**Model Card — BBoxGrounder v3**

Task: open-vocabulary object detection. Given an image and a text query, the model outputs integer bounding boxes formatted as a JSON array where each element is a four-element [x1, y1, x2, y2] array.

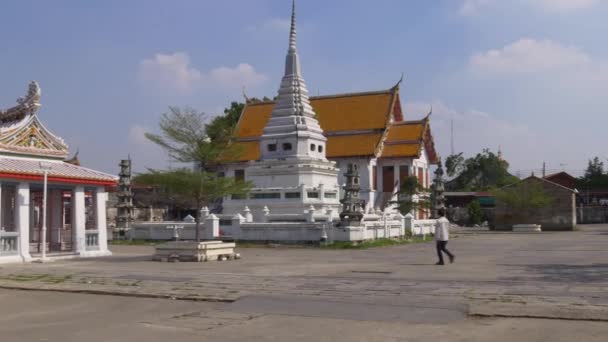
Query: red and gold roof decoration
[[0, 81, 69, 159], [0, 115, 69, 159], [230, 84, 439, 164]]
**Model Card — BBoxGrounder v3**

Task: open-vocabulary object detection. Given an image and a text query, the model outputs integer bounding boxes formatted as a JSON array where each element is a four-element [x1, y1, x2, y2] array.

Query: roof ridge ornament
[[0, 81, 42, 123]]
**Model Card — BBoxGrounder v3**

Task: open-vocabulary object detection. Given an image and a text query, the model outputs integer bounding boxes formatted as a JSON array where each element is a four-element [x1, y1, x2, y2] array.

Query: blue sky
[[1, 0, 607, 177]]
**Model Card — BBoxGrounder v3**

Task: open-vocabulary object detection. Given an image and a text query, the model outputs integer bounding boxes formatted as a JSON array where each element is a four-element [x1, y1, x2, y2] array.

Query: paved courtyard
[[1, 225, 607, 341]]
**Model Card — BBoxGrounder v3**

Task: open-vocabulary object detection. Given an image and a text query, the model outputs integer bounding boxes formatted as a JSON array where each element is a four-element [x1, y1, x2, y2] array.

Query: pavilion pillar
[[15, 183, 31, 261], [72, 186, 86, 255], [95, 187, 109, 253], [49, 189, 63, 248]]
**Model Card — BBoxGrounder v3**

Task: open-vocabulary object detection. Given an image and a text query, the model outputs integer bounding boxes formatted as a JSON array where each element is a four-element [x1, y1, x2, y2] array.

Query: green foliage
[[492, 180, 553, 224], [577, 156, 608, 189], [392, 176, 430, 215], [585, 157, 604, 178], [467, 200, 483, 225], [145, 107, 223, 170], [445, 153, 465, 178], [135, 169, 251, 242], [446, 149, 518, 191], [205, 102, 244, 145]]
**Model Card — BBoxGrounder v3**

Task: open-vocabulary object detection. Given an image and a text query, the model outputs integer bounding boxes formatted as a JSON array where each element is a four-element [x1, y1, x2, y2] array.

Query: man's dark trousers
[[436, 240, 454, 264]]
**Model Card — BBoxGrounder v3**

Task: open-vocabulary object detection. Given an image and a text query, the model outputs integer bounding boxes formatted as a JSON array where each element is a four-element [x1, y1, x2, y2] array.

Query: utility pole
[[450, 119, 454, 156], [542, 162, 546, 178]]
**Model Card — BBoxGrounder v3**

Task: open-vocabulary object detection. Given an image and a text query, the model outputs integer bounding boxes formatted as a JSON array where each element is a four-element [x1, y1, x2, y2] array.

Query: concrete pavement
[[0, 225, 607, 340]]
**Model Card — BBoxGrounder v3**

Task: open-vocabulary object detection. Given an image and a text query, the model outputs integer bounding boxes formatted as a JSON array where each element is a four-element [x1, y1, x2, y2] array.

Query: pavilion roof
[[0, 156, 118, 186]]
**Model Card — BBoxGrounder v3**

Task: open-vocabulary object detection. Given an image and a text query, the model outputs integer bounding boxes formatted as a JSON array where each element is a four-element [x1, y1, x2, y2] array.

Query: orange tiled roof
[[326, 133, 384, 158], [380, 117, 439, 162], [381, 143, 421, 158], [230, 87, 438, 163]]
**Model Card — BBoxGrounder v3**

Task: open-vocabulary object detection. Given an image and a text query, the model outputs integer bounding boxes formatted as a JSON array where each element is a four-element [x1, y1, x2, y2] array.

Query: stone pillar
[[243, 206, 253, 223], [95, 187, 110, 254], [318, 183, 325, 200], [16, 183, 31, 261], [231, 213, 245, 240], [49, 190, 62, 248], [300, 184, 307, 201], [72, 186, 86, 255], [404, 213, 414, 236], [204, 214, 219, 240]]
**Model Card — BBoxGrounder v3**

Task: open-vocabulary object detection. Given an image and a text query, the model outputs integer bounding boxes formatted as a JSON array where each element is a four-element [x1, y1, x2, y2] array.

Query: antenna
[[450, 119, 455, 156], [542, 161, 546, 178]]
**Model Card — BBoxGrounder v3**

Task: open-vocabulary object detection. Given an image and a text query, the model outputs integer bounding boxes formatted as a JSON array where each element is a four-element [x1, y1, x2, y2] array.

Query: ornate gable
[[0, 82, 69, 159]]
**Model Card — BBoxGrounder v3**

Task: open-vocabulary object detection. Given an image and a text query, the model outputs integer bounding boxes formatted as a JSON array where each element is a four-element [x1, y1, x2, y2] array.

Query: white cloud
[[470, 38, 590, 74], [210, 63, 268, 89], [138, 52, 267, 93], [138, 52, 202, 93], [460, 0, 599, 15]]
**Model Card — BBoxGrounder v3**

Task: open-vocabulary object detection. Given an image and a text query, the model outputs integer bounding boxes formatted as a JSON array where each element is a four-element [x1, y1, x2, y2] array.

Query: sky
[[1, 0, 607, 177]]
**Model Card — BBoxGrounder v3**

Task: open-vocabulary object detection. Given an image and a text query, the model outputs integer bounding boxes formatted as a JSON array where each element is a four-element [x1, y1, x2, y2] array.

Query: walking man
[[435, 208, 455, 265]]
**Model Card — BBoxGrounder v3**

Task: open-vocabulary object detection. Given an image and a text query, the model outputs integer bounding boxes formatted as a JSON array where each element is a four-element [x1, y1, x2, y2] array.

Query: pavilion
[[0, 81, 117, 263]]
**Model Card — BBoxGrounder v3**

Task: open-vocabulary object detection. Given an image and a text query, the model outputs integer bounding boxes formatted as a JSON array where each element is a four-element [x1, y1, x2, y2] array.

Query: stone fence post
[[244, 206, 253, 223], [204, 214, 219, 240], [307, 205, 316, 223], [394, 212, 405, 237], [231, 213, 245, 240], [262, 206, 270, 223], [404, 213, 414, 236]]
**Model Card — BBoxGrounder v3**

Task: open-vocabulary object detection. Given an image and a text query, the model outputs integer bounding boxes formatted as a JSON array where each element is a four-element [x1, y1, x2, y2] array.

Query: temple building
[[0, 81, 116, 263], [221, 0, 439, 219]]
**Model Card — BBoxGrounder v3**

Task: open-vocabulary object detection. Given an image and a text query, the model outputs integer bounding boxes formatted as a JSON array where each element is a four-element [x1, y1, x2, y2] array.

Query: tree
[[445, 153, 465, 178], [392, 176, 430, 216], [135, 169, 250, 242], [445, 149, 518, 191], [492, 180, 553, 225], [206, 102, 244, 145], [585, 157, 604, 178], [141, 106, 253, 241], [467, 200, 483, 225]]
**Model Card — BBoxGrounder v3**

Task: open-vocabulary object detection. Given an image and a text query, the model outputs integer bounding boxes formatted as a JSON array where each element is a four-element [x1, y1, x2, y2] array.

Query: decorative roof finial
[[289, 0, 297, 53]]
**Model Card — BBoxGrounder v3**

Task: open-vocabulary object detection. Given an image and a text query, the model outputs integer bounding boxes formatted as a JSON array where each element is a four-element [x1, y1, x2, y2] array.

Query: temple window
[[252, 193, 281, 199], [310, 144, 316, 151], [285, 192, 301, 199], [282, 143, 292, 151], [268, 144, 277, 152], [318, 145, 323, 153], [307, 192, 319, 198], [324, 192, 337, 199]]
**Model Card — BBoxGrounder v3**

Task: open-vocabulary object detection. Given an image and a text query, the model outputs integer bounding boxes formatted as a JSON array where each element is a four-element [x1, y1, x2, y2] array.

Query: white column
[[15, 183, 31, 261], [95, 187, 110, 254], [72, 186, 86, 255], [49, 190, 62, 248]]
